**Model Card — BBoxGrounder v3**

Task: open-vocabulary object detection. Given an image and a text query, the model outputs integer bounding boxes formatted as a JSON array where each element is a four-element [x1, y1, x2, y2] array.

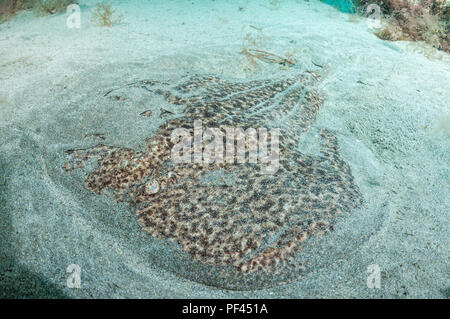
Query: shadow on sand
[[0, 155, 68, 299]]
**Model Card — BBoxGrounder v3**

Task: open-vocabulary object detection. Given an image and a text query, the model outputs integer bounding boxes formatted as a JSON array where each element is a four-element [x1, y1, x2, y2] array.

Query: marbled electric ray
[[63, 72, 364, 287]]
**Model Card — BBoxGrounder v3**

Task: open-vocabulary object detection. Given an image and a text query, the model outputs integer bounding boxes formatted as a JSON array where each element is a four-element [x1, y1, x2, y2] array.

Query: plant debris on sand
[[242, 48, 298, 68], [34, 0, 76, 16], [0, 0, 29, 22], [91, 2, 122, 27], [356, 0, 449, 52], [0, 0, 76, 23]]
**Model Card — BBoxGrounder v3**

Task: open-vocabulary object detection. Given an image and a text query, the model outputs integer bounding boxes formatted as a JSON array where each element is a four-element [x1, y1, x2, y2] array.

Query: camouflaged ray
[[63, 73, 363, 274]]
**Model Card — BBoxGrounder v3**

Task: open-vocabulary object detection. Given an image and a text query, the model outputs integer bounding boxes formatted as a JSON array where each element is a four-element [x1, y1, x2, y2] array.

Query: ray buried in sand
[[171, 119, 280, 174], [62, 73, 369, 285]]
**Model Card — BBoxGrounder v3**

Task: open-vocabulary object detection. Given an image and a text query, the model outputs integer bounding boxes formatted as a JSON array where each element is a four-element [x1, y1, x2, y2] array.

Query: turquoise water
[[322, 0, 356, 13]]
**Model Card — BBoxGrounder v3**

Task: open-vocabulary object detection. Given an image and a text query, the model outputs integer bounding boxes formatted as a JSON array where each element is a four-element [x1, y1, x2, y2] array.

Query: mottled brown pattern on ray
[[63, 73, 363, 274]]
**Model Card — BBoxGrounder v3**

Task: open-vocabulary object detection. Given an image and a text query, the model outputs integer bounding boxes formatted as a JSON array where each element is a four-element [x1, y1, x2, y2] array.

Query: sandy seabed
[[0, 0, 448, 298]]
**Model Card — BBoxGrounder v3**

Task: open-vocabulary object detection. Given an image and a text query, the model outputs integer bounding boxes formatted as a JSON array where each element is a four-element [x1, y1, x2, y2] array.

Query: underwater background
[[0, 0, 448, 298]]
